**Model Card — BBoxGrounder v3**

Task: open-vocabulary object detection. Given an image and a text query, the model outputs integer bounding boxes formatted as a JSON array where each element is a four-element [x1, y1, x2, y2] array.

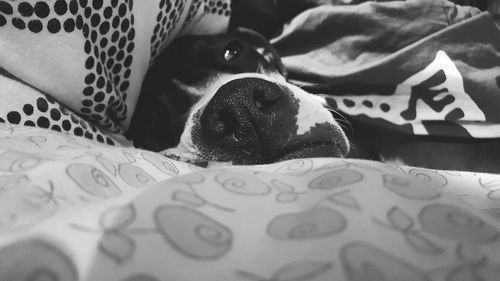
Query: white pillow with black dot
[[0, 0, 230, 144]]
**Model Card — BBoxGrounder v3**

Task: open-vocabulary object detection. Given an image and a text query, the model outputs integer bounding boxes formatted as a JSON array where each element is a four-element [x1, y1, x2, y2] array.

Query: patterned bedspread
[[1, 124, 500, 280]]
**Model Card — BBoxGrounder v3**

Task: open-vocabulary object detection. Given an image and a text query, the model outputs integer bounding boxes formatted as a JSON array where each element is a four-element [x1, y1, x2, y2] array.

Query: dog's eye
[[223, 41, 243, 61]]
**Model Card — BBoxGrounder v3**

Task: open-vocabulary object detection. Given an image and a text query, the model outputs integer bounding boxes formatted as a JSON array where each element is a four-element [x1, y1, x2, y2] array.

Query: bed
[[0, 0, 499, 280]]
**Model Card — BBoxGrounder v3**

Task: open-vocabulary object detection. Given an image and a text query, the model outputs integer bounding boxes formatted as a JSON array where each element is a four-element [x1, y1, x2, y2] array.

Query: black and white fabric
[[0, 0, 231, 145]]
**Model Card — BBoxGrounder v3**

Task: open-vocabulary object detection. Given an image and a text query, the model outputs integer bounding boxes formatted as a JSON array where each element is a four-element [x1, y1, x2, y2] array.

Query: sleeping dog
[[128, 28, 500, 172], [127, 28, 348, 165]]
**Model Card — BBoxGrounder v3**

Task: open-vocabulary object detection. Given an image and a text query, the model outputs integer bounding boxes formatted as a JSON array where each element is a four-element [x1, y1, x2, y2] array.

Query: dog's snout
[[193, 76, 347, 164], [200, 78, 289, 150]]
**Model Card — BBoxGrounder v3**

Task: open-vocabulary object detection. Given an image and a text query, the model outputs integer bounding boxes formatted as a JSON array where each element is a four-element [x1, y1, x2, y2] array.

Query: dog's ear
[[234, 27, 287, 77]]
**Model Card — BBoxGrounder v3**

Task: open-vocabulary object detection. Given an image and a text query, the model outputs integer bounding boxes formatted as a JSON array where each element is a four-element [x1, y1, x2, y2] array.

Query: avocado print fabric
[[0, 123, 499, 280]]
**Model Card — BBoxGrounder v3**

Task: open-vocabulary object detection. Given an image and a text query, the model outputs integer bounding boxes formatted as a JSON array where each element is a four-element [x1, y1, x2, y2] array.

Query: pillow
[[0, 0, 230, 142]]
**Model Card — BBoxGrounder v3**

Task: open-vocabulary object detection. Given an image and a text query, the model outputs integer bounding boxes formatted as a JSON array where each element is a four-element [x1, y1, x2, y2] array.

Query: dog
[[127, 28, 349, 166], [128, 28, 500, 172]]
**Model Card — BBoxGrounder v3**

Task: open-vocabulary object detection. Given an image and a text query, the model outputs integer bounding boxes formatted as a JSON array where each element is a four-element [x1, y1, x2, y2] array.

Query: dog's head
[[128, 28, 348, 165]]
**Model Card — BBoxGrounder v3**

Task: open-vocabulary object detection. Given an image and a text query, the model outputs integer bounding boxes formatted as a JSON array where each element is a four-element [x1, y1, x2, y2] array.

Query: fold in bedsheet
[[272, 0, 500, 138], [0, 124, 499, 281]]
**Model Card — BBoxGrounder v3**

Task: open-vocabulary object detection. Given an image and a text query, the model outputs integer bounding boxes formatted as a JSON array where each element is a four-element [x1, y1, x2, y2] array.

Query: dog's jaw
[[161, 73, 349, 165], [160, 114, 202, 164]]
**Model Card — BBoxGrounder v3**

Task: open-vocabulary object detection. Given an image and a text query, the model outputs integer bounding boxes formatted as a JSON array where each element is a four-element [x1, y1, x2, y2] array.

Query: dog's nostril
[[253, 88, 281, 111], [254, 89, 266, 110]]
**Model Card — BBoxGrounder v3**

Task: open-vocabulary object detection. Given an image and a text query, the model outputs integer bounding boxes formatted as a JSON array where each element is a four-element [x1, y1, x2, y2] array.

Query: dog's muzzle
[[192, 77, 348, 164]]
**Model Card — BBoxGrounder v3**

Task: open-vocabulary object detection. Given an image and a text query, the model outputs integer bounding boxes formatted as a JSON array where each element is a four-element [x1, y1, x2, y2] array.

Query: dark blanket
[[242, 0, 500, 139]]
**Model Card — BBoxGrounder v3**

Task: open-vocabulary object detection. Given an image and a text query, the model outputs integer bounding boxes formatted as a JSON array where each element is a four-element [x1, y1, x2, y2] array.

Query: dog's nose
[[200, 78, 290, 155]]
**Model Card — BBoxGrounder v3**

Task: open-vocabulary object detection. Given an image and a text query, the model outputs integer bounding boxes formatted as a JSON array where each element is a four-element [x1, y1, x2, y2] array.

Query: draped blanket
[[272, 0, 500, 138]]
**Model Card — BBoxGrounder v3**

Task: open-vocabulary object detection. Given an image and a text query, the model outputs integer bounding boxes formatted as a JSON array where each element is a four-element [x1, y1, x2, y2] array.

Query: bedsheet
[[1, 124, 500, 281]]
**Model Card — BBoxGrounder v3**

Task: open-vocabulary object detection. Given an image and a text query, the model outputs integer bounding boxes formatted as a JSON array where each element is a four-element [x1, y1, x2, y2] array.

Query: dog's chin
[[163, 143, 344, 166], [273, 142, 343, 163], [162, 126, 348, 166], [202, 142, 344, 165]]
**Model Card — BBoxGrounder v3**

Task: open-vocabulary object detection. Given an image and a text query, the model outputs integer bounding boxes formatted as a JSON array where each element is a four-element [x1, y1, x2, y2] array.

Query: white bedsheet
[[0, 124, 499, 281]]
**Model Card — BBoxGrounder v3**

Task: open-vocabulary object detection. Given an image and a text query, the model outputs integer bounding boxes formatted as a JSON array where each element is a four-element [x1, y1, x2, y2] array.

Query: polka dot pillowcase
[[0, 0, 230, 144]]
